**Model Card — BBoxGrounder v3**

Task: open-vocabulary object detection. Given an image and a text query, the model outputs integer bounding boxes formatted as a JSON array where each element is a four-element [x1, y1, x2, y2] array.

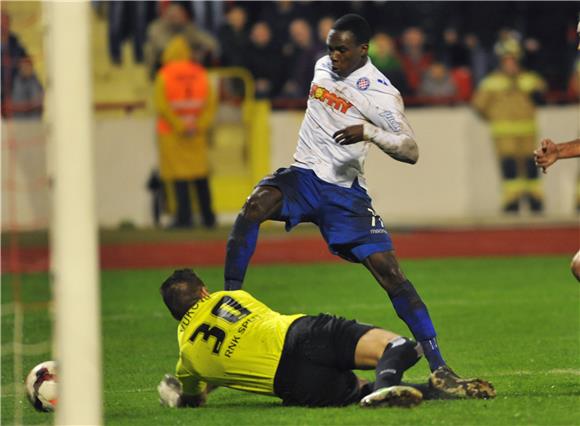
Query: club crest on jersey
[[356, 77, 370, 91], [309, 83, 353, 113]]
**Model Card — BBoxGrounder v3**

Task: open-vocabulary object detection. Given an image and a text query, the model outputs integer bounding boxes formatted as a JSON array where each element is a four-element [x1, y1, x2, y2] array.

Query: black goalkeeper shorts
[[273, 313, 376, 407]]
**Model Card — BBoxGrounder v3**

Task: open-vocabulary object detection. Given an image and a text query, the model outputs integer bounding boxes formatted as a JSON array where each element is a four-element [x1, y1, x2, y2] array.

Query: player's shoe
[[429, 366, 496, 399], [359, 385, 423, 408]]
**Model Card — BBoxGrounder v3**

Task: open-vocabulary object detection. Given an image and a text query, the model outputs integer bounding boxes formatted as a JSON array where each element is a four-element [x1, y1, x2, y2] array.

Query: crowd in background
[[134, 0, 578, 104], [134, 1, 576, 103], [1, 1, 578, 116]]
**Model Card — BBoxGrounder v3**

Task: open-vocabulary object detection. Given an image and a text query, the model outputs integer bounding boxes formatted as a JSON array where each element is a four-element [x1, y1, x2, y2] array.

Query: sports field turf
[[2, 256, 579, 425]]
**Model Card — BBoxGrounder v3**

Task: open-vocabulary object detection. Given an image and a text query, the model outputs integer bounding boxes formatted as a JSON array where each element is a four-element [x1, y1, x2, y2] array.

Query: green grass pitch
[[2, 256, 579, 425]]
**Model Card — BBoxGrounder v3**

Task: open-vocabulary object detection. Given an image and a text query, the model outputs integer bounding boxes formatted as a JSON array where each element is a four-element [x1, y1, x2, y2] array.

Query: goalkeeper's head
[[160, 269, 210, 320]]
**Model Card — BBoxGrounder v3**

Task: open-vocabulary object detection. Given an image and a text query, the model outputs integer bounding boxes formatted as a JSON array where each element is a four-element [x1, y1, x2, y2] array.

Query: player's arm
[[333, 116, 418, 164], [158, 374, 219, 408], [533, 138, 580, 173], [157, 374, 205, 408], [362, 113, 419, 164], [333, 91, 418, 164], [158, 358, 218, 408]]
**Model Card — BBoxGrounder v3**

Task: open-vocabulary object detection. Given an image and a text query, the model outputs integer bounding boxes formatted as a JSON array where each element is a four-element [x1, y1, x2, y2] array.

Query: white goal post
[[43, 1, 103, 424]]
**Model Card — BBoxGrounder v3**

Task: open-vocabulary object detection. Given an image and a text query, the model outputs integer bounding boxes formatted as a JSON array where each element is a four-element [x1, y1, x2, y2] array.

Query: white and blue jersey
[[292, 55, 413, 189], [259, 56, 413, 262]]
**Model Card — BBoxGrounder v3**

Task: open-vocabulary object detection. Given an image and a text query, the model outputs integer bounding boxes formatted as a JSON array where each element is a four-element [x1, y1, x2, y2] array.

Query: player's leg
[[363, 252, 496, 399], [317, 181, 446, 371], [224, 185, 283, 290], [225, 167, 322, 290], [355, 328, 423, 408], [362, 251, 446, 372], [275, 314, 423, 407]]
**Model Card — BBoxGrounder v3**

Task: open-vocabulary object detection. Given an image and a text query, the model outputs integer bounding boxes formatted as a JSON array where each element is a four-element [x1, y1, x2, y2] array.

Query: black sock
[[374, 337, 421, 391]]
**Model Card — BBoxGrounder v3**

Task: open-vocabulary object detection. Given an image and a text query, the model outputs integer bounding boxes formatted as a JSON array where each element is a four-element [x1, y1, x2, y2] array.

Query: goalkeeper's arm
[[158, 374, 217, 408]]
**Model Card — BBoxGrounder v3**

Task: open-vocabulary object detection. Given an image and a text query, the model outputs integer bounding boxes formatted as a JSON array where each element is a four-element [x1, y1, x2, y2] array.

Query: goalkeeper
[[157, 269, 495, 408]]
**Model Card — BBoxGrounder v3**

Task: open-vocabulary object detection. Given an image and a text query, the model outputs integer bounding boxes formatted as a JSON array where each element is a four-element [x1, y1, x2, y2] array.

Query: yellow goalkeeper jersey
[[175, 290, 304, 396]]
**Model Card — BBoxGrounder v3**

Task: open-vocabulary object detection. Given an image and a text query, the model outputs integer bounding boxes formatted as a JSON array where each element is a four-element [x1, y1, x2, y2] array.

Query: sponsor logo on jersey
[[377, 78, 390, 87], [379, 111, 401, 133], [309, 83, 353, 113], [356, 77, 370, 90]]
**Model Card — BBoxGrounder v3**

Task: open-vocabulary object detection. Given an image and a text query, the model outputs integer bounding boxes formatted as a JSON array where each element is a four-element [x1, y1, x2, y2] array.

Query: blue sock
[[421, 337, 445, 372], [389, 280, 446, 371], [224, 215, 260, 290]]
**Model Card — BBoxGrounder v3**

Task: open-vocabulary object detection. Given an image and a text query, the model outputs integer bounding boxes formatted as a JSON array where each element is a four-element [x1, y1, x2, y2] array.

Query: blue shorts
[[258, 166, 392, 262]]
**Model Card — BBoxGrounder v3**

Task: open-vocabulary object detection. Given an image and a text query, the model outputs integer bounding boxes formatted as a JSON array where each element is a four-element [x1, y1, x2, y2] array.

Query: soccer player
[[223, 13, 492, 394], [534, 137, 580, 281], [157, 269, 496, 409]]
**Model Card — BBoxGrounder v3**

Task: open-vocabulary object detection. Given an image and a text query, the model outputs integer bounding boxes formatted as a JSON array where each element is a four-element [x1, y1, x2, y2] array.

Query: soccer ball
[[25, 360, 58, 412]]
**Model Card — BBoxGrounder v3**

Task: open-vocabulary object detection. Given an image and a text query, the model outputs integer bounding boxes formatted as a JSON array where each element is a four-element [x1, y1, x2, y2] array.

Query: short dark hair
[[332, 14, 371, 45], [160, 269, 205, 320]]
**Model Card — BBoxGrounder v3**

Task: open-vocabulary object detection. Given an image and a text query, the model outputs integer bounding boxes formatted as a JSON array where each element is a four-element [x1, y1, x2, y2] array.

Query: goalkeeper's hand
[[157, 374, 183, 408]]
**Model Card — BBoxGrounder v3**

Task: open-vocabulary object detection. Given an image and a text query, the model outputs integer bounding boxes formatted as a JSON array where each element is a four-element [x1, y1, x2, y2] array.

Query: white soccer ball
[[25, 360, 58, 412]]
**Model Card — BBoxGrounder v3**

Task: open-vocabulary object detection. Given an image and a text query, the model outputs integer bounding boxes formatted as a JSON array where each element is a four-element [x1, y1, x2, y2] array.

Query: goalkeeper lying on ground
[[158, 269, 495, 408]]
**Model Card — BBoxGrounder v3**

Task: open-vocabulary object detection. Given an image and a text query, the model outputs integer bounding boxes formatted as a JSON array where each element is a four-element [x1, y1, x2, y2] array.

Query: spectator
[[144, 3, 219, 80], [314, 16, 335, 59], [259, 0, 305, 49], [418, 62, 457, 99], [368, 32, 409, 95], [464, 33, 492, 86], [217, 6, 249, 67], [399, 27, 433, 95], [192, 1, 225, 34], [472, 50, 547, 214], [1, 11, 28, 117], [154, 36, 217, 229], [522, 37, 543, 74], [492, 28, 521, 68], [11, 57, 43, 118], [107, 1, 156, 65], [281, 19, 319, 98], [437, 29, 472, 102], [438, 27, 469, 69], [244, 22, 282, 98]]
